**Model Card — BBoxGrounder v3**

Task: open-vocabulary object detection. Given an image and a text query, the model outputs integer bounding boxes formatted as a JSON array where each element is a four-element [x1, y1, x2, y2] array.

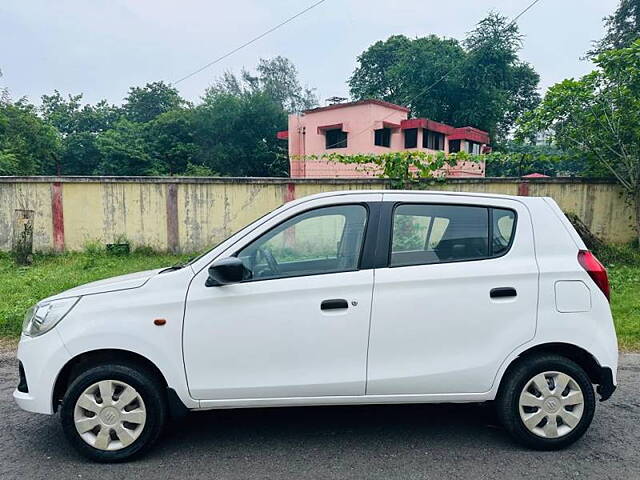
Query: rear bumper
[[597, 366, 616, 401]]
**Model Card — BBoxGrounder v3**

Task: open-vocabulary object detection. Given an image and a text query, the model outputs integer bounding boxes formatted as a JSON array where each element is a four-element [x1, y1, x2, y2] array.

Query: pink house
[[277, 99, 490, 178]]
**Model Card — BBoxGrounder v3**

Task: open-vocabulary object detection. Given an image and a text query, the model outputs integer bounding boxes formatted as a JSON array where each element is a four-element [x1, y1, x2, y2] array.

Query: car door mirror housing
[[206, 257, 250, 286]]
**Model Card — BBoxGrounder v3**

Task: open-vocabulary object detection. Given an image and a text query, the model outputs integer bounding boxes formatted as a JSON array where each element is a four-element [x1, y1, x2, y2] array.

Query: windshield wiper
[[159, 263, 187, 273]]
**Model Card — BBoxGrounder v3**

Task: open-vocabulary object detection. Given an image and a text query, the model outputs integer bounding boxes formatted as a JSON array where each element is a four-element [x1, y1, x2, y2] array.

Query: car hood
[[41, 268, 162, 303]]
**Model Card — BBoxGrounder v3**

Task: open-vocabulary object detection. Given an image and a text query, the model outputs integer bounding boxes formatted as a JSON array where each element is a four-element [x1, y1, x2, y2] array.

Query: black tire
[[60, 362, 167, 462], [496, 354, 595, 450]]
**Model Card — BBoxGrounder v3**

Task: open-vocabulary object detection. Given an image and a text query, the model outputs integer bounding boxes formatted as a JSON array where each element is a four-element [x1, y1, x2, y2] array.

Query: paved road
[[1, 343, 639, 480]]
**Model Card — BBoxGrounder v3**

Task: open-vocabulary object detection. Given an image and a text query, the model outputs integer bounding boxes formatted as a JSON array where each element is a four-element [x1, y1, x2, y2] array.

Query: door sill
[[196, 392, 493, 410]]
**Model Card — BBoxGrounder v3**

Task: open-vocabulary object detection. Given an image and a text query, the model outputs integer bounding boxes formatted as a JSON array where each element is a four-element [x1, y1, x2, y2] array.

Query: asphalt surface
[[1, 342, 639, 480]]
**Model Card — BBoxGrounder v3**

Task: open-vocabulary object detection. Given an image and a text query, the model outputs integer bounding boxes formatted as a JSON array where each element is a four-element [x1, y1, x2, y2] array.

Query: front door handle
[[321, 299, 349, 310], [490, 287, 517, 298]]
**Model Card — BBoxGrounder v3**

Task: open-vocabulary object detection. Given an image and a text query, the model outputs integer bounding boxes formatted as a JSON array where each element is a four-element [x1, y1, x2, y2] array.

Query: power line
[[173, 0, 328, 85], [347, 0, 543, 142]]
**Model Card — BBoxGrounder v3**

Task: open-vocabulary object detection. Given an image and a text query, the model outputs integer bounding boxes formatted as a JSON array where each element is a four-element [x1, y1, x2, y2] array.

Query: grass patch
[[609, 265, 640, 351], [0, 250, 189, 337]]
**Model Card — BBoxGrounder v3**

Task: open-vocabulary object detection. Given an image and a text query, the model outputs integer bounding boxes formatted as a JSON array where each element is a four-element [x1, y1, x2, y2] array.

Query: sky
[[0, 0, 619, 107]]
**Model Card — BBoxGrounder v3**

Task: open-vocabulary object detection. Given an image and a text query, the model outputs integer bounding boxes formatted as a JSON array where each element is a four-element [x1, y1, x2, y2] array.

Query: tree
[[462, 13, 540, 140], [349, 35, 415, 102], [145, 109, 197, 175], [589, 0, 640, 57], [519, 40, 640, 245], [194, 87, 287, 176], [213, 56, 318, 113], [40, 91, 119, 174], [122, 81, 186, 123], [348, 13, 540, 142], [0, 98, 60, 175], [94, 119, 157, 176], [252, 56, 318, 112]]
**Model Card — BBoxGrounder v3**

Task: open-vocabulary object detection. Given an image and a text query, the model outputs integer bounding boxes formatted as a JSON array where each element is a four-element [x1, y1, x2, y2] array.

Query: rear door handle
[[321, 299, 349, 310], [490, 287, 517, 298]]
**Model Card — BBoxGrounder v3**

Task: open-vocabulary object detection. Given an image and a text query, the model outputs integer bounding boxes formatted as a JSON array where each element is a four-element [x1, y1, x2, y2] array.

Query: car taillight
[[577, 250, 610, 302]]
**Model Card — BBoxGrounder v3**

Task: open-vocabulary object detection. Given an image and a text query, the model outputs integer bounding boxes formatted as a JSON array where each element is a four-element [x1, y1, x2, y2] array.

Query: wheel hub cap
[[73, 380, 147, 451], [543, 397, 561, 413], [99, 407, 119, 426], [518, 371, 585, 439]]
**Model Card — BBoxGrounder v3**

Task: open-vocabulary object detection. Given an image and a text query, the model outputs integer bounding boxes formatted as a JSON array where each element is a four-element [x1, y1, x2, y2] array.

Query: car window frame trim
[[381, 201, 519, 269], [229, 201, 380, 284]]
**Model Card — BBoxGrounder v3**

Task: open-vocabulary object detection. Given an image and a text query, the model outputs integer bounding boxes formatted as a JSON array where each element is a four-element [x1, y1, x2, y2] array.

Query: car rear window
[[390, 204, 516, 267]]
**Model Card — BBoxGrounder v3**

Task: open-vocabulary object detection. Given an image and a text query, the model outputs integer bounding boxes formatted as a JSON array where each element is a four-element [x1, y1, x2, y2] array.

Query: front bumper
[[13, 331, 71, 415]]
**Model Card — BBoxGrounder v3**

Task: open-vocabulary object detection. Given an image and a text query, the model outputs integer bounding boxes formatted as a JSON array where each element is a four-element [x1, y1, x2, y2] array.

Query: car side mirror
[[205, 257, 250, 287]]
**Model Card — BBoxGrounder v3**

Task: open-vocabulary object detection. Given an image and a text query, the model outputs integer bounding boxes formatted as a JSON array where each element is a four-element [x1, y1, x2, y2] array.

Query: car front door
[[183, 195, 381, 401], [366, 194, 538, 395]]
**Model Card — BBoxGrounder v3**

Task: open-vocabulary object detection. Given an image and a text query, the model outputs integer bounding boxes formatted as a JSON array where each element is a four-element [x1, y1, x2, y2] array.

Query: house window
[[374, 128, 391, 147], [467, 141, 482, 155], [449, 139, 461, 153], [325, 129, 347, 149], [404, 128, 418, 148], [423, 130, 445, 150]]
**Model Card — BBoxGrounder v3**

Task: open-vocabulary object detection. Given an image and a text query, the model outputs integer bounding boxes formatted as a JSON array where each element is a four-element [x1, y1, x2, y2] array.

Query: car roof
[[292, 189, 547, 205]]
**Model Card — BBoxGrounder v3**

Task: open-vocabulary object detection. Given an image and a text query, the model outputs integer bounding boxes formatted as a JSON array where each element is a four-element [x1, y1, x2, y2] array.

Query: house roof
[[448, 127, 490, 144], [522, 173, 550, 178], [304, 99, 410, 115], [400, 118, 456, 135]]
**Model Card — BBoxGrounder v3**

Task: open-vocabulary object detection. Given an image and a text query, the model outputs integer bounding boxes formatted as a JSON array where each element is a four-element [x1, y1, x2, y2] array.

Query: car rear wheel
[[497, 354, 595, 450], [60, 363, 166, 462]]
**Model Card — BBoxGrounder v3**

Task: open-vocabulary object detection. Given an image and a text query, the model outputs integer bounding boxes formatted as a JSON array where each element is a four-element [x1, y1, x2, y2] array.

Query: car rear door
[[366, 193, 538, 395]]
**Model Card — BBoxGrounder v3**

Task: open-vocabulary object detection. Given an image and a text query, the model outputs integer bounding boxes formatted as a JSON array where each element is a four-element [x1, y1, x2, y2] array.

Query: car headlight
[[22, 297, 80, 337]]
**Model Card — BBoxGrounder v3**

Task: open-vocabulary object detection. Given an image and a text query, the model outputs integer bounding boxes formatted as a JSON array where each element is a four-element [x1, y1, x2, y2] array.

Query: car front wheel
[[60, 362, 167, 462], [497, 354, 596, 450]]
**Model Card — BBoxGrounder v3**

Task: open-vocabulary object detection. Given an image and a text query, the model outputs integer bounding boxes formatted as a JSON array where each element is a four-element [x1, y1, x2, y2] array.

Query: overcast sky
[[0, 0, 619, 107]]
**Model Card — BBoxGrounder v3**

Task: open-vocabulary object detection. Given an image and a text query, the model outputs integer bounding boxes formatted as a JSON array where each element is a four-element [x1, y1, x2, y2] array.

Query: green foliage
[[608, 265, 640, 350], [0, 99, 60, 175], [146, 109, 197, 175], [594, 242, 640, 267], [0, 56, 308, 177], [183, 163, 218, 177], [348, 13, 540, 141], [313, 150, 473, 188], [519, 40, 640, 244], [589, 0, 640, 57], [95, 119, 157, 175], [249, 56, 318, 113], [122, 81, 186, 123], [194, 88, 287, 176], [485, 141, 602, 177]]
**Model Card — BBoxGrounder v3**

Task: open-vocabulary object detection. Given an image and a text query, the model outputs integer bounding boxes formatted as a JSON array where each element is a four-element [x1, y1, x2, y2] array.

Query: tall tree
[[0, 98, 60, 175], [348, 35, 415, 102], [252, 56, 318, 112], [213, 57, 318, 113], [194, 86, 287, 176], [145, 109, 197, 175], [94, 119, 157, 176], [40, 91, 119, 174], [589, 0, 640, 57], [348, 13, 540, 142], [519, 40, 640, 245], [462, 13, 540, 140], [122, 81, 186, 123]]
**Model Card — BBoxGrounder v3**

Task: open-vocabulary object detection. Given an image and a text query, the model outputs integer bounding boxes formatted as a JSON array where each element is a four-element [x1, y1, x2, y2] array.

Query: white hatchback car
[[15, 190, 617, 462]]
